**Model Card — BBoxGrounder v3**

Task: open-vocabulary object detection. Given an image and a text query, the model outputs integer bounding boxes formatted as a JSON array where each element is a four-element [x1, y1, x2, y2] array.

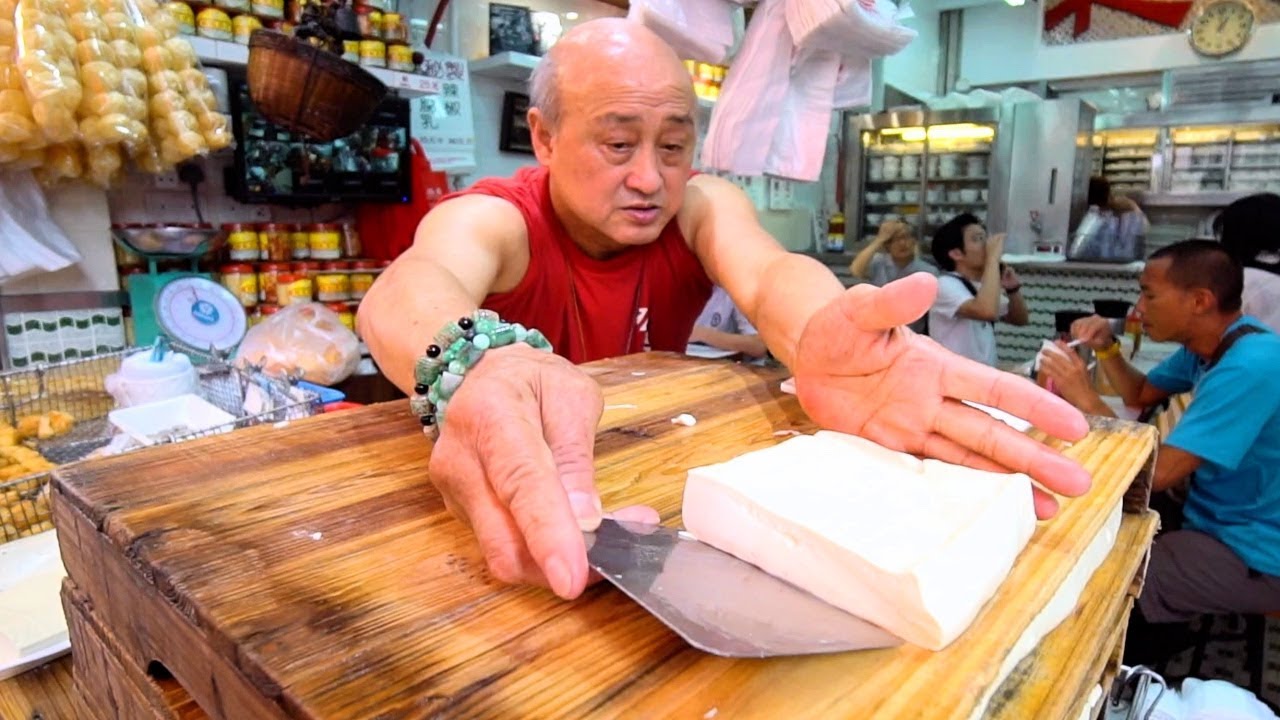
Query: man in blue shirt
[[1062, 240, 1280, 665]]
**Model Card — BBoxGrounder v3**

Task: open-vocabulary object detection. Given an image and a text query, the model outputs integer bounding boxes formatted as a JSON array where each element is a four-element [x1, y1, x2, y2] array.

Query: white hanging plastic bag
[[0, 169, 82, 285]]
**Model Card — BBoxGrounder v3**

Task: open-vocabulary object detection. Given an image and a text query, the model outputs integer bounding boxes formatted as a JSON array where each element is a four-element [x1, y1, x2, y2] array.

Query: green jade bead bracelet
[[410, 309, 553, 437]]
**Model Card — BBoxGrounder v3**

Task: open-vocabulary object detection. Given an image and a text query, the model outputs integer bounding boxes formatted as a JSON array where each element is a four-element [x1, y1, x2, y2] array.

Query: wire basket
[[0, 344, 320, 545]]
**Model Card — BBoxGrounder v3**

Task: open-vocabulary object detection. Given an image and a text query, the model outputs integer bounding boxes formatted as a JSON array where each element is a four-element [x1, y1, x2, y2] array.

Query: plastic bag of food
[[14, 0, 83, 145], [235, 303, 360, 387], [64, 0, 149, 153], [127, 0, 230, 164], [0, 0, 41, 152]]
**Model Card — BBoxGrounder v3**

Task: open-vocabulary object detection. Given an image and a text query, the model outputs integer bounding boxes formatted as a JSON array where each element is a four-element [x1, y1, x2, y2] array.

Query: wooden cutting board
[[51, 352, 1157, 719]]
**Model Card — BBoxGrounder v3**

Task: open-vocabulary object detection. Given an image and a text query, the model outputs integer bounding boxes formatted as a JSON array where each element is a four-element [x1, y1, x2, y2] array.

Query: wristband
[[409, 309, 552, 437], [1094, 340, 1122, 361]]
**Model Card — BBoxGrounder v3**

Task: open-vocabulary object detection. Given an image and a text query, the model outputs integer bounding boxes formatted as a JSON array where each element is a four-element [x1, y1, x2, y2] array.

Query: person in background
[[1067, 176, 1149, 261], [689, 286, 767, 359], [358, 19, 1092, 602], [927, 213, 1028, 366], [1039, 240, 1280, 665], [1214, 192, 1280, 333], [849, 219, 935, 333]]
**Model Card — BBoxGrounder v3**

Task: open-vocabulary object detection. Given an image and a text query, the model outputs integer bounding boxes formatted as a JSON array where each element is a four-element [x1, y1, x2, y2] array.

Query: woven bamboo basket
[[247, 30, 387, 142]]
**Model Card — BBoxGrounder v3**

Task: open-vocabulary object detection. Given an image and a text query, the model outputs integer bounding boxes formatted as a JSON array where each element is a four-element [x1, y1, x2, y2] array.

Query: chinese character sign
[[411, 51, 477, 172]]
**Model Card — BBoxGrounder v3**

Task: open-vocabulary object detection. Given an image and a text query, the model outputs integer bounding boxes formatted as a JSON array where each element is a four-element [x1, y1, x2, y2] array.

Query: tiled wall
[[4, 309, 126, 368]]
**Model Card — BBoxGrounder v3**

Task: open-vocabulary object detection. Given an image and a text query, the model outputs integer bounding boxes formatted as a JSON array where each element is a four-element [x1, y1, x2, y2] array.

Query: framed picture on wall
[[489, 3, 538, 56], [499, 92, 534, 154]]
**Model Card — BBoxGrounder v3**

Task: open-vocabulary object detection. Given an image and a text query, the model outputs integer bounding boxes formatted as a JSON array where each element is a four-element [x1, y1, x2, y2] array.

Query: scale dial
[[153, 276, 247, 352]]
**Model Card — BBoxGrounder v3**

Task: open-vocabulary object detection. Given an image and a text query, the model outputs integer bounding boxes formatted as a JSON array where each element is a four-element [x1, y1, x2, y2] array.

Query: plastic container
[[103, 350, 198, 409], [342, 40, 360, 63], [224, 223, 259, 261], [356, 5, 383, 38], [214, 0, 251, 10], [197, 6, 233, 40], [308, 223, 342, 259], [252, 0, 285, 19], [258, 262, 289, 302], [233, 13, 263, 44], [349, 260, 380, 299], [359, 39, 386, 68], [387, 43, 413, 72], [259, 223, 291, 262], [340, 223, 362, 258], [382, 12, 407, 43], [220, 263, 259, 308], [289, 224, 310, 259], [316, 270, 351, 302], [108, 394, 238, 447], [326, 302, 355, 331], [275, 273, 313, 306], [168, 1, 196, 34]]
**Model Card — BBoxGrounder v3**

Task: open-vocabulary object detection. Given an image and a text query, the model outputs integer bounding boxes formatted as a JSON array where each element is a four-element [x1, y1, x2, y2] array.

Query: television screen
[[229, 81, 411, 204]]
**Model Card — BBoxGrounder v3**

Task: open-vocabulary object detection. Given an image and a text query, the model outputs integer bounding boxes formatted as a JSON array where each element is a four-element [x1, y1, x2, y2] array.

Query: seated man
[[358, 19, 1091, 601], [689, 286, 767, 359], [1039, 240, 1280, 664], [927, 213, 1028, 366]]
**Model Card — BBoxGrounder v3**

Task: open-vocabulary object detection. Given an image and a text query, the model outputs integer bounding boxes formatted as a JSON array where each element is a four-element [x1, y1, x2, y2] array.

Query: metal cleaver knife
[[584, 519, 903, 658]]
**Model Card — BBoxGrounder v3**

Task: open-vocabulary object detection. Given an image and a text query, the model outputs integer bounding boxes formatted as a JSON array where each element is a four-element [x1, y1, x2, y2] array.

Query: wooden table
[[3, 353, 1158, 719]]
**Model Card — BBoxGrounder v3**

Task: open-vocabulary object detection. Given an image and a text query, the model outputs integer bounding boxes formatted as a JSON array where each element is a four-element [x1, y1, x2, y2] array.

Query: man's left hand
[[791, 274, 1092, 519], [1000, 264, 1021, 291]]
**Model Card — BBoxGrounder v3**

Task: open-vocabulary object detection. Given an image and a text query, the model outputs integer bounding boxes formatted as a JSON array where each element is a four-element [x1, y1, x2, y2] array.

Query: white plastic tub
[[108, 394, 237, 446]]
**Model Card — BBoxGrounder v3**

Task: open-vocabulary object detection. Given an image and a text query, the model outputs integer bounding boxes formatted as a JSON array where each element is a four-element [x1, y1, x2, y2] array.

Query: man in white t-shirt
[[689, 286, 767, 359], [927, 213, 1028, 366]]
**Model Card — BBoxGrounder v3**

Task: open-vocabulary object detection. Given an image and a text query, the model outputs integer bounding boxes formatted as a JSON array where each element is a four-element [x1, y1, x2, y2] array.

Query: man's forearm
[[749, 254, 845, 368], [848, 243, 880, 281], [1005, 289, 1029, 325], [693, 326, 767, 358], [1099, 354, 1149, 407], [357, 256, 481, 393]]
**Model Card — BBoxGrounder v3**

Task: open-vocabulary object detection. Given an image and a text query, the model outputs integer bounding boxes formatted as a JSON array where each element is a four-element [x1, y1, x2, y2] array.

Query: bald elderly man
[[358, 18, 1092, 601]]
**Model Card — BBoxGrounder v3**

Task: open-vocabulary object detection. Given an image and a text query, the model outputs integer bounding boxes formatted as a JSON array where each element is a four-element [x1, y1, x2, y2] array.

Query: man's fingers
[[918, 433, 1063, 520], [605, 504, 661, 526], [481, 411, 589, 600], [540, 372, 605, 531], [932, 399, 1092, 498], [1032, 488, 1061, 519], [941, 358, 1089, 442], [432, 442, 545, 586], [837, 273, 938, 332]]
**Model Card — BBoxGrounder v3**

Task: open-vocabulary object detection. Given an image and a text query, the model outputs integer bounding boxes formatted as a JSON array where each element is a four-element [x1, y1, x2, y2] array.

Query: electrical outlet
[[767, 177, 794, 211], [153, 170, 180, 190], [144, 193, 195, 219]]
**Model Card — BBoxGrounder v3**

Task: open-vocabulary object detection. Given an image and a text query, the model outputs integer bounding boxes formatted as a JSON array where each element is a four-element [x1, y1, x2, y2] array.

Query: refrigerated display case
[[846, 108, 999, 247], [844, 100, 1096, 256], [1095, 104, 1280, 206], [1094, 128, 1160, 192]]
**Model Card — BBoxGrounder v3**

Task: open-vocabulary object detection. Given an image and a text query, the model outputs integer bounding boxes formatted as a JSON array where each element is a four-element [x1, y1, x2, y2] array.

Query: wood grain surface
[[49, 353, 1158, 719]]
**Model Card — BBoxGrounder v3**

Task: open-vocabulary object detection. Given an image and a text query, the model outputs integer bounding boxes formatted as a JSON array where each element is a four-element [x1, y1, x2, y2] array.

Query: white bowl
[[866, 213, 884, 226], [960, 189, 979, 202], [885, 189, 904, 203], [904, 190, 919, 202]]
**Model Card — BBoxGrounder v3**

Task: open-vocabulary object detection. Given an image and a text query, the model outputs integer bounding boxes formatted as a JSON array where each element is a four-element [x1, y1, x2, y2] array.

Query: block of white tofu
[[681, 431, 1037, 650]]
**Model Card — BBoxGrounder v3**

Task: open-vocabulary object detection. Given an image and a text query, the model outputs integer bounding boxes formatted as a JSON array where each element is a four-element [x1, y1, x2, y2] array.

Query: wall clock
[[1188, 0, 1256, 58]]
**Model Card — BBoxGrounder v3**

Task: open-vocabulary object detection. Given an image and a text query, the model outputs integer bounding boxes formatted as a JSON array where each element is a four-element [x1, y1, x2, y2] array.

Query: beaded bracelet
[[409, 309, 553, 437]]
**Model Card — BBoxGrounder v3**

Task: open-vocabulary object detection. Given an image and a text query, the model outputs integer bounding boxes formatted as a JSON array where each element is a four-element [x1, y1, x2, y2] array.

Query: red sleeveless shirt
[[440, 166, 713, 364]]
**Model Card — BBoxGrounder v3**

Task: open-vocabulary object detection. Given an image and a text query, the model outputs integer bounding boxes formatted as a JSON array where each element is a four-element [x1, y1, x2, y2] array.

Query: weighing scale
[[114, 229, 248, 354]]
